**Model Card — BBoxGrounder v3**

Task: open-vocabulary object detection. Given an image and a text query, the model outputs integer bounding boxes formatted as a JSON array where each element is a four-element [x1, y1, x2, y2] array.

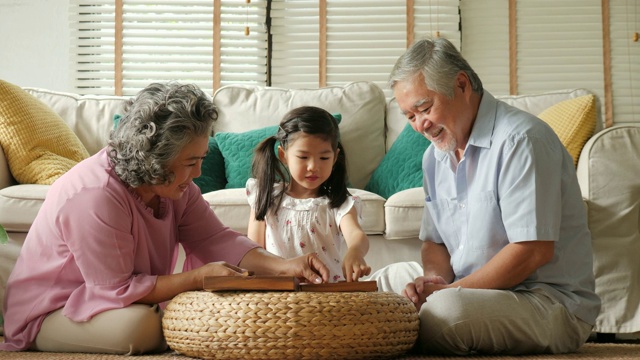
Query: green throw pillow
[[193, 136, 227, 193], [113, 113, 121, 129], [365, 123, 431, 199], [215, 126, 279, 189]]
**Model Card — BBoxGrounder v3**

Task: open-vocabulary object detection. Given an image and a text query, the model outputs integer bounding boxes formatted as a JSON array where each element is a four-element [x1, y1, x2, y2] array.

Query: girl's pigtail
[[322, 141, 350, 208], [251, 136, 285, 220]]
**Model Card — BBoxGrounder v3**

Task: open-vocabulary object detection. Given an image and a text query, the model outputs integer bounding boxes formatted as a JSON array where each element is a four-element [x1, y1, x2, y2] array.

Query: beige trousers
[[369, 261, 593, 355], [32, 304, 167, 355]]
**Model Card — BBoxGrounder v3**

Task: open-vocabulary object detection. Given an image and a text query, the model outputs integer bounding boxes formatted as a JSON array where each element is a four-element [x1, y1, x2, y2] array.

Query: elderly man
[[381, 37, 600, 355]]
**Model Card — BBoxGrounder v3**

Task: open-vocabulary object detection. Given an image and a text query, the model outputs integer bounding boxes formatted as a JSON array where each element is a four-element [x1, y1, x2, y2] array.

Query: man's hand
[[401, 275, 448, 310]]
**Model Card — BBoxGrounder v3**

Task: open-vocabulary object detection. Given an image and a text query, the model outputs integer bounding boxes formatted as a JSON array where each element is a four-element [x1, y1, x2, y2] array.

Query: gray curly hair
[[108, 82, 217, 187], [388, 37, 483, 98]]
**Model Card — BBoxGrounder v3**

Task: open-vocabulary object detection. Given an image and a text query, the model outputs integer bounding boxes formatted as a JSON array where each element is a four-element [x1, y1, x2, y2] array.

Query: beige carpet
[[1, 342, 639, 360]]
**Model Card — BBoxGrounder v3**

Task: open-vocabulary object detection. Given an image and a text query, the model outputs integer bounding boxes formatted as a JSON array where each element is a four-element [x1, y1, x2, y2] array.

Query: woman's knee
[[34, 304, 166, 355], [112, 304, 166, 354]]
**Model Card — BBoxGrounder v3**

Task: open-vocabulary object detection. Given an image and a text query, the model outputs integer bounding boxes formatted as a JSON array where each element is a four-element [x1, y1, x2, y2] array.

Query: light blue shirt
[[419, 91, 600, 325]]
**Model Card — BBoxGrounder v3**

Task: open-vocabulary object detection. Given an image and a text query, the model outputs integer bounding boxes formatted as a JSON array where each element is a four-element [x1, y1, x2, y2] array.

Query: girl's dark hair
[[251, 106, 349, 220]]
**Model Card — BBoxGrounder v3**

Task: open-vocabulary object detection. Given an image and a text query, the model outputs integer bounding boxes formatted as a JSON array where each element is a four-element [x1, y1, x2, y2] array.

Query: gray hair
[[388, 37, 483, 98], [108, 82, 217, 187]]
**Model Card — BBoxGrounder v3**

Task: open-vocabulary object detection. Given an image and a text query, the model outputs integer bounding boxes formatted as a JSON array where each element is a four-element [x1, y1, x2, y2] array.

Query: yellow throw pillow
[[537, 95, 596, 167], [0, 80, 89, 184]]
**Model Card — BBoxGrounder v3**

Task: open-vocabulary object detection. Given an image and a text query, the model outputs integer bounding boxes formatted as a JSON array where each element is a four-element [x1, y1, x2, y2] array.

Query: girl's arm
[[339, 206, 371, 281], [247, 208, 266, 248]]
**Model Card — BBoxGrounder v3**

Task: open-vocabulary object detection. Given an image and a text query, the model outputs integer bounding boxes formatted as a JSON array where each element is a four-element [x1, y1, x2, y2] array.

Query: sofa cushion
[[537, 95, 596, 166], [22, 88, 125, 156], [384, 187, 425, 240], [194, 137, 227, 193], [0, 184, 48, 232], [211, 82, 386, 189], [365, 123, 431, 199], [0, 80, 90, 185], [215, 126, 278, 189]]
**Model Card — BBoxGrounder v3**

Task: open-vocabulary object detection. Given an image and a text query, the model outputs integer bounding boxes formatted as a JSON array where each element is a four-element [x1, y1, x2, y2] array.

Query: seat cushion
[[0, 80, 89, 184], [0, 184, 49, 232], [383, 187, 425, 240]]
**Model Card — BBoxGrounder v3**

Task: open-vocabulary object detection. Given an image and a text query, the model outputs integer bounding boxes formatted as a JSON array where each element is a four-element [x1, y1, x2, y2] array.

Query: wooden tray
[[203, 275, 377, 292]]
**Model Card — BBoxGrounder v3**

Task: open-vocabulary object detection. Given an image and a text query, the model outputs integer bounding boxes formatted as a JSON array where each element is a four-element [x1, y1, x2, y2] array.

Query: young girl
[[246, 106, 371, 282]]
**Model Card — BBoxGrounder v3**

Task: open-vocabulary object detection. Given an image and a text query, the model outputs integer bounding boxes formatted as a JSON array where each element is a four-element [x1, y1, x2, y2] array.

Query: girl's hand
[[342, 250, 371, 282]]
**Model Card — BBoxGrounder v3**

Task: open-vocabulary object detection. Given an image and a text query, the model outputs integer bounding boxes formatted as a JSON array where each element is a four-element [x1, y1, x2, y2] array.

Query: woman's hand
[[342, 250, 371, 282], [283, 253, 331, 284], [194, 261, 250, 279], [137, 261, 248, 305], [238, 247, 330, 284]]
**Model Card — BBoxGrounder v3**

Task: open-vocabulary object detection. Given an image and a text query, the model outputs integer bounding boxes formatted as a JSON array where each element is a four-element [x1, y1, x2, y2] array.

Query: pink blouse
[[0, 148, 258, 351]]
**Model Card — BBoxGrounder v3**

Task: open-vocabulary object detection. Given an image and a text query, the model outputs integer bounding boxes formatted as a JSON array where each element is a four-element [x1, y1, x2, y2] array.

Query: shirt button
[[459, 203, 466, 209]]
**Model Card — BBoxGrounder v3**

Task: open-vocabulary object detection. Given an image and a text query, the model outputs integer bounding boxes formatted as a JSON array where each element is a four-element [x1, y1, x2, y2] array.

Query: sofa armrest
[[575, 124, 640, 334], [384, 187, 424, 240]]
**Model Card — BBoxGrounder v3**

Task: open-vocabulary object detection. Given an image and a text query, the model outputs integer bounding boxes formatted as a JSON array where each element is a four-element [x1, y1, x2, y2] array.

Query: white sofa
[[1, 81, 638, 338]]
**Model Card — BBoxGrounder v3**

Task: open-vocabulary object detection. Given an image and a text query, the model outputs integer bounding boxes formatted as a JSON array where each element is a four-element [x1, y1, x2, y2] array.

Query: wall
[[0, 0, 70, 91]]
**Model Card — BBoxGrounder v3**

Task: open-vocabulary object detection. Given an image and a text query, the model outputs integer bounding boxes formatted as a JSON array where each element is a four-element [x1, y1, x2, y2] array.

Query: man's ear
[[456, 72, 469, 93], [277, 145, 287, 164]]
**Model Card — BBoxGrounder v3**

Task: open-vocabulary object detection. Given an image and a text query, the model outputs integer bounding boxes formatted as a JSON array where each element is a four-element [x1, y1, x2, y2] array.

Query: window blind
[[270, 0, 461, 98], [269, 0, 320, 89], [460, 0, 510, 96], [460, 0, 607, 126], [610, 1, 640, 124], [516, 1, 604, 100], [69, 0, 267, 96]]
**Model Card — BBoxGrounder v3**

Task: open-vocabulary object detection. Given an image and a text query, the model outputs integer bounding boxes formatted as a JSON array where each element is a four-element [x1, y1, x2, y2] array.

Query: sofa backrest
[[23, 87, 126, 156], [211, 81, 387, 189], [21, 84, 599, 191]]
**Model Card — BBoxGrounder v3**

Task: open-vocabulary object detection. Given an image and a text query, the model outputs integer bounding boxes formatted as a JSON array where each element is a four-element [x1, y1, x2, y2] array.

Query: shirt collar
[[468, 90, 496, 150], [433, 90, 497, 162]]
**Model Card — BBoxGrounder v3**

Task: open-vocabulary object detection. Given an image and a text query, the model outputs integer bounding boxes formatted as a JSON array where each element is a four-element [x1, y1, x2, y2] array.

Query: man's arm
[[404, 239, 553, 308], [451, 240, 554, 290], [421, 240, 454, 283]]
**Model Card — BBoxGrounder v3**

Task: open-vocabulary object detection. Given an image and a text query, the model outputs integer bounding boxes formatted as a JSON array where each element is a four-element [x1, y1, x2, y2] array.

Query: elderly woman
[[0, 82, 329, 354]]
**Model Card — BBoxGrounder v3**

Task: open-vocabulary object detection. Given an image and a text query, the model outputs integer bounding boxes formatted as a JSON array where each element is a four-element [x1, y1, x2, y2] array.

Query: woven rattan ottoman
[[162, 290, 419, 360]]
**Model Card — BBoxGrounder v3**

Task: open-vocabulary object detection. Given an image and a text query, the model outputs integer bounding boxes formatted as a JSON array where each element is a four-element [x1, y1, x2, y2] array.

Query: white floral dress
[[246, 178, 362, 282]]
